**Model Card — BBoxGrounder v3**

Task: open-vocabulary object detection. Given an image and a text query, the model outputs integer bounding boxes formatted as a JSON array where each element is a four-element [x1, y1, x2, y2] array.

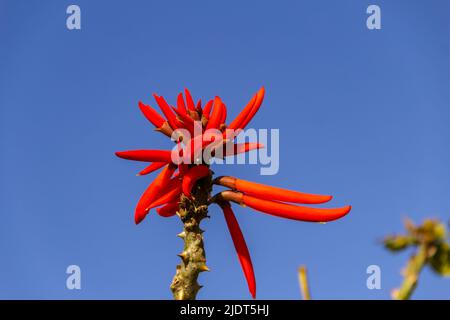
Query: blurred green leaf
[[384, 235, 413, 251], [430, 243, 450, 277]]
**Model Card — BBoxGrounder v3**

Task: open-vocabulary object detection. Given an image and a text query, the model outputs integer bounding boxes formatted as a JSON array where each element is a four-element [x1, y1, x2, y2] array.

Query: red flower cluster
[[115, 88, 351, 298]]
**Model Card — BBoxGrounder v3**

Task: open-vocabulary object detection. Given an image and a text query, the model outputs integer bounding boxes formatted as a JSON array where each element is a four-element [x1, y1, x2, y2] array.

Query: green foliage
[[384, 235, 414, 251], [430, 243, 450, 276], [383, 218, 450, 300]]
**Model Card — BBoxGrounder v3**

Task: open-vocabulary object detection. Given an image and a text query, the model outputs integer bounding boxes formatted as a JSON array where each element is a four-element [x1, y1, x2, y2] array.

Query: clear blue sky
[[1, 0, 449, 299]]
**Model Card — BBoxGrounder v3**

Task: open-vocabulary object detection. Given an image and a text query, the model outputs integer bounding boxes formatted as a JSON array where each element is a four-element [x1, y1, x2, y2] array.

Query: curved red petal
[[221, 202, 256, 299], [115, 150, 172, 163], [243, 195, 351, 222], [138, 101, 165, 128], [134, 164, 176, 224], [239, 87, 265, 130], [156, 202, 179, 217], [184, 89, 196, 111], [182, 165, 210, 197], [205, 97, 224, 130], [137, 162, 167, 176]]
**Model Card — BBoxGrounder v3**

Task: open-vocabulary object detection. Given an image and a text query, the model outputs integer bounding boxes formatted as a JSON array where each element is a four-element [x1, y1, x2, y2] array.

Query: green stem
[[393, 245, 428, 300], [170, 174, 212, 300]]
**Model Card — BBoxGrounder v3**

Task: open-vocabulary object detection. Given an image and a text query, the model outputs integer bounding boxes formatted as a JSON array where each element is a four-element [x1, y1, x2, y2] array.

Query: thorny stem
[[170, 173, 212, 300]]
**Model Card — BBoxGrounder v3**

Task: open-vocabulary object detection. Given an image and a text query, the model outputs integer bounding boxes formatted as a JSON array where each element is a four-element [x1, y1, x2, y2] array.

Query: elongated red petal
[[227, 92, 257, 131], [205, 97, 224, 130], [135, 164, 176, 224], [172, 106, 195, 125], [184, 89, 196, 111], [214, 176, 332, 204], [148, 181, 181, 210], [215, 143, 264, 158], [220, 102, 227, 126], [239, 87, 265, 130], [184, 134, 216, 162], [177, 93, 187, 115], [221, 202, 256, 299], [202, 100, 213, 119], [137, 162, 167, 176], [232, 143, 263, 156], [182, 165, 210, 197], [138, 101, 165, 128], [239, 180, 331, 204], [156, 202, 179, 217], [243, 195, 351, 222], [115, 150, 172, 163], [172, 106, 195, 135], [154, 94, 181, 129], [196, 99, 203, 114]]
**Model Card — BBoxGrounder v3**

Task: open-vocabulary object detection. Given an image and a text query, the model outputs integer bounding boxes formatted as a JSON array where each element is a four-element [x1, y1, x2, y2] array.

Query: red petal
[[202, 100, 213, 120], [177, 93, 187, 114], [138, 101, 165, 128], [154, 94, 181, 129], [206, 97, 224, 130], [182, 165, 210, 197], [184, 89, 196, 111], [227, 92, 257, 131], [220, 102, 227, 126], [137, 162, 167, 176], [196, 99, 203, 114], [214, 176, 332, 204], [134, 164, 176, 224], [215, 143, 264, 158], [115, 150, 172, 163], [243, 195, 351, 222], [156, 202, 179, 217], [221, 202, 256, 299], [239, 87, 265, 130], [148, 180, 182, 210]]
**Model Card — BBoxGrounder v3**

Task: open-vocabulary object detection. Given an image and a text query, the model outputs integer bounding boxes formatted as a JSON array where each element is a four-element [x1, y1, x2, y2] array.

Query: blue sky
[[1, 0, 449, 299]]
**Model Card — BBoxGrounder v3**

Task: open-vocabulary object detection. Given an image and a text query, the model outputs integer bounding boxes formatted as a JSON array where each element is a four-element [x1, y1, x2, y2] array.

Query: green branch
[[384, 218, 450, 300], [170, 174, 212, 300]]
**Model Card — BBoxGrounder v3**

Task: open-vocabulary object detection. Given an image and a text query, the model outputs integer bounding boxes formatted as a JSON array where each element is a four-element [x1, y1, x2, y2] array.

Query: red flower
[[116, 88, 351, 298]]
